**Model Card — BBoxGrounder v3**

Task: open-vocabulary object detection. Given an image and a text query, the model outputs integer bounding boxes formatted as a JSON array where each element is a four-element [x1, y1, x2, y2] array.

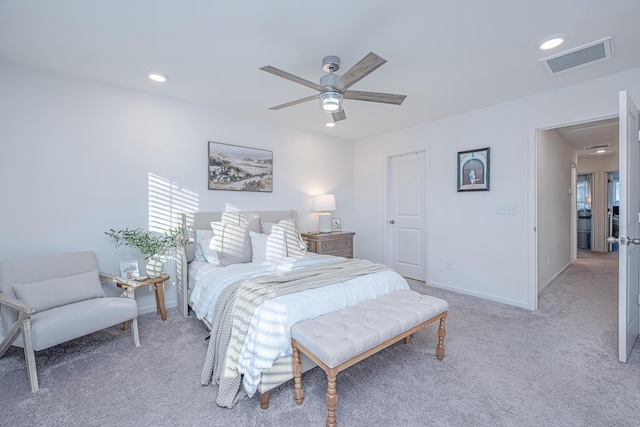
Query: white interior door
[[616, 90, 640, 363], [387, 151, 426, 281]]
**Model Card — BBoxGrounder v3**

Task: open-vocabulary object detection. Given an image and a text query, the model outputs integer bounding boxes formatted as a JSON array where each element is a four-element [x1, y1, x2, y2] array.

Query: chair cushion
[[12, 270, 106, 312], [12, 297, 138, 351]]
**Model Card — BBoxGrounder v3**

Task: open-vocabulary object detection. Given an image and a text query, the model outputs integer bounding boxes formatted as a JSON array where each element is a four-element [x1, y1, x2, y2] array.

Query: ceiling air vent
[[583, 144, 611, 151], [540, 37, 613, 75]]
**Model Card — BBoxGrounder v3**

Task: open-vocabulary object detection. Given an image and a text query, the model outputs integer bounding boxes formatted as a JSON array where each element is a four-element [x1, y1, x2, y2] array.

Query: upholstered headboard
[[176, 210, 298, 317]]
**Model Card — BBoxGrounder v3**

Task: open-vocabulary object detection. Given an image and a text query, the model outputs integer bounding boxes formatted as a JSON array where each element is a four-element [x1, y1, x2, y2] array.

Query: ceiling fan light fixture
[[320, 91, 343, 113]]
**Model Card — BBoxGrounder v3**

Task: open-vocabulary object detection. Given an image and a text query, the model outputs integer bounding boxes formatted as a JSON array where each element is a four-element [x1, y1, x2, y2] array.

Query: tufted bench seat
[[290, 289, 448, 427]]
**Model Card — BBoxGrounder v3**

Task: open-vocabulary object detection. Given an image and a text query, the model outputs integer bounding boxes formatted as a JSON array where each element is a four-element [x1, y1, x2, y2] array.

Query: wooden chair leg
[[130, 317, 140, 347], [259, 391, 270, 409], [436, 313, 447, 361], [293, 346, 304, 405], [325, 369, 338, 427], [22, 318, 39, 392]]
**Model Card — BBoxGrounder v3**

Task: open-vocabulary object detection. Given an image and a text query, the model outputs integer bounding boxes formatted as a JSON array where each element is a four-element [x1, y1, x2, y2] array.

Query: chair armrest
[[0, 292, 35, 315]]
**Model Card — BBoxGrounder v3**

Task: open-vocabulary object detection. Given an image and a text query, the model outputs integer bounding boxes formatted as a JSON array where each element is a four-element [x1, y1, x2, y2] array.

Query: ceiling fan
[[260, 52, 407, 123]]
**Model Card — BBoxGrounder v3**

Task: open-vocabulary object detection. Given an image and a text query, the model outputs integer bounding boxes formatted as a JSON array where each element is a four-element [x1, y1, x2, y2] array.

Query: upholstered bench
[[290, 289, 448, 427]]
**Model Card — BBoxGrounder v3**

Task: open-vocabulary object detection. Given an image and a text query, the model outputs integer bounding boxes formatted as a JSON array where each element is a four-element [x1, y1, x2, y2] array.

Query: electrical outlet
[[496, 205, 518, 215], [446, 260, 453, 270]]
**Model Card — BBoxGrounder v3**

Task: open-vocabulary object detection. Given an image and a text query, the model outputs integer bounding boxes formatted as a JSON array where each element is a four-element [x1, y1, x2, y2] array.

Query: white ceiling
[[555, 118, 619, 158], [1, 1, 639, 142]]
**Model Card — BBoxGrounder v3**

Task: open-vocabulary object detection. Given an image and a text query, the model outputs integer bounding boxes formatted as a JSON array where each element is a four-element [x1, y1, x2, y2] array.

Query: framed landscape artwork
[[457, 147, 490, 192], [208, 142, 273, 192]]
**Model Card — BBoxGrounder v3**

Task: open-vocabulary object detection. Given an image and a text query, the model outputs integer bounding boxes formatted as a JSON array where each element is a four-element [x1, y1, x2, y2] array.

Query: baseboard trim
[[136, 299, 178, 316], [427, 280, 530, 310], [538, 261, 571, 296]]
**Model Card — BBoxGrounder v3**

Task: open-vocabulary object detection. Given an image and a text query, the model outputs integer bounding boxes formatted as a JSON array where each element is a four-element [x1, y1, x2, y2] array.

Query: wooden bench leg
[[325, 368, 338, 427], [293, 345, 304, 405], [436, 313, 447, 361], [259, 391, 270, 409]]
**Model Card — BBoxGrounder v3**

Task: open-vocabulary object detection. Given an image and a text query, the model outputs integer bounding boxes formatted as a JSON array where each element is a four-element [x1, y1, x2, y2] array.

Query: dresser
[[302, 232, 355, 258]]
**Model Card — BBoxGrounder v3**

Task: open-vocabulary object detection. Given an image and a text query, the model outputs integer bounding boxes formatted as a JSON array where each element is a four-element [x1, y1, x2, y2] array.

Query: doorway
[[535, 116, 619, 298], [577, 174, 593, 251]]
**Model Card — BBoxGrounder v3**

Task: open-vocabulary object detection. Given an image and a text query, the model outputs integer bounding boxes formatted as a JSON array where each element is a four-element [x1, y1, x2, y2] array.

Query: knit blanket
[[200, 258, 389, 408]]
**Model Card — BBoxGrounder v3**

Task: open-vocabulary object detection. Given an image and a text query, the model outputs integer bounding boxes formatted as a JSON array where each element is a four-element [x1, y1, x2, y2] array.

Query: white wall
[[578, 153, 618, 174], [354, 66, 640, 309], [537, 129, 576, 292], [0, 60, 354, 314]]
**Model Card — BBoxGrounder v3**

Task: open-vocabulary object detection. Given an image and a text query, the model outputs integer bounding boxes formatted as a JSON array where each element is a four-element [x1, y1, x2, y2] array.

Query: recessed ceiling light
[[326, 122, 336, 127], [538, 34, 567, 51], [148, 72, 168, 83], [596, 149, 607, 153]]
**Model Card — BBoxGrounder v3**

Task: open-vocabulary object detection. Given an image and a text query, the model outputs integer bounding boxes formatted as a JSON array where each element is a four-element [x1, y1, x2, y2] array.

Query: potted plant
[[105, 226, 187, 278]]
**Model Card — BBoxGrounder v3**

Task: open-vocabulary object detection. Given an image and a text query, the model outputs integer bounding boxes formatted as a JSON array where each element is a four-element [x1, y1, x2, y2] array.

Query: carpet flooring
[[2, 251, 640, 426]]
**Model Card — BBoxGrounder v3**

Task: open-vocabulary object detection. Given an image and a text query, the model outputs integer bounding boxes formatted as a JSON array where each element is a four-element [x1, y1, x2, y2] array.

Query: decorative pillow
[[249, 230, 287, 262], [12, 270, 106, 312], [194, 229, 219, 265], [263, 218, 306, 256], [211, 217, 260, 266]]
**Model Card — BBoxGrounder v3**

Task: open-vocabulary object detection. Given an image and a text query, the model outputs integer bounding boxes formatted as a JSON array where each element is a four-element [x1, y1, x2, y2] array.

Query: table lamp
[[312, 194, 336, 233]]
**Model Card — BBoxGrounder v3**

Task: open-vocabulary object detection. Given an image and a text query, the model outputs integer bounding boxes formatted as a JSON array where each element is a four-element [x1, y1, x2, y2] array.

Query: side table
[[301, 232, 355, 258], [115, 273, 170, 329]]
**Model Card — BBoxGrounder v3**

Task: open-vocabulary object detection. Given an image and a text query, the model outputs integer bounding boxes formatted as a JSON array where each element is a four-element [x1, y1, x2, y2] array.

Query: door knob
[[389, 220, 395, 224], [610, 236, 640, 245]]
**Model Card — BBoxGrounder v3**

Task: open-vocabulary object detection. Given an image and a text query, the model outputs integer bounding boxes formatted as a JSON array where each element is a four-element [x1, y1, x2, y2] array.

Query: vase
[[145, 257, 164, 278]]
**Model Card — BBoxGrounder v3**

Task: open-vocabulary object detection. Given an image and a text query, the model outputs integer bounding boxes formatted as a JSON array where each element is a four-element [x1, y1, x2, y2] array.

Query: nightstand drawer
[[302, 232, 355, 259], [320, 239, 352, 253]]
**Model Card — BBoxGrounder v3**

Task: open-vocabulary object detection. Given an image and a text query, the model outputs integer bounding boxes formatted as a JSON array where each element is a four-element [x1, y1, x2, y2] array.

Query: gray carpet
[[2, 251, 640, 426]]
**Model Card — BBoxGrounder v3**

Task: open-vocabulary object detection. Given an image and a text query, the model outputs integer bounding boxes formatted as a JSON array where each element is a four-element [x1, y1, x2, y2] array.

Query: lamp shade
[[312, 194, 336, 212]]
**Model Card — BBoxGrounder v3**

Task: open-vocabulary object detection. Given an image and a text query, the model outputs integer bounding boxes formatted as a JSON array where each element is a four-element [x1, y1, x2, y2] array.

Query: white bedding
[[188, 253, 409, 397]]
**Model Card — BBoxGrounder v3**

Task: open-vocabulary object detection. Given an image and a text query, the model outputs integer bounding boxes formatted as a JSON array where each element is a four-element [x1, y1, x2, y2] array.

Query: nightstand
[[302, 232, 355, 258]]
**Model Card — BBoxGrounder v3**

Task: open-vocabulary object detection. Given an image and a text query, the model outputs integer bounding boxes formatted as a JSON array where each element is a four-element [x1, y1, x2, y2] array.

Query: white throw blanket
[[200, 258, 389, 408]]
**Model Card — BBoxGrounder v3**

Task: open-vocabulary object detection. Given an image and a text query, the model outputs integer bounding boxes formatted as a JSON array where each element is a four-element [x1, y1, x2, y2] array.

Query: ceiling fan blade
[[333, 52, 387, 91], [260, 66, 323, 91], [268, 94, 319, 110], [343, 90, 406, 105], [332, 110, 347, 122]]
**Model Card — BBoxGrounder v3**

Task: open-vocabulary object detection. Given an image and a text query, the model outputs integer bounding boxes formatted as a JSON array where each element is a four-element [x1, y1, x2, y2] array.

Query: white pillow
[[262, 218, 306, 256], [249, 230, 287, 262], [212, 217, 260, 266], [194, 229, 219, 265]]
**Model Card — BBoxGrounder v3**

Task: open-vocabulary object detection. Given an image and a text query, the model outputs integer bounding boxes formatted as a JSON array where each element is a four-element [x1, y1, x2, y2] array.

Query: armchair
[[0, 251, 140, 392]]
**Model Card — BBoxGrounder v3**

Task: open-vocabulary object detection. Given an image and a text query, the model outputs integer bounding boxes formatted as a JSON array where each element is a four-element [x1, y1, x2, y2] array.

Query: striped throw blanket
[[200, 258, 389, 408]]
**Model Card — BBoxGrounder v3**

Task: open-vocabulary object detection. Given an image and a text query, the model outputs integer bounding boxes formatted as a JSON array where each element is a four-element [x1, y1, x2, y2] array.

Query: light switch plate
[[496, 205, 518, 215]]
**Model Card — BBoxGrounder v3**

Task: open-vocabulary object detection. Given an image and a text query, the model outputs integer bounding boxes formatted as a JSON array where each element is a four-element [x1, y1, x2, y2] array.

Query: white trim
[[428, 280, 529, 309]]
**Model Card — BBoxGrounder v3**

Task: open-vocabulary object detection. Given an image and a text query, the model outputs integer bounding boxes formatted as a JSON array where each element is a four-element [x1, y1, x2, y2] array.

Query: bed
[[176, 210, 410, 408]]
